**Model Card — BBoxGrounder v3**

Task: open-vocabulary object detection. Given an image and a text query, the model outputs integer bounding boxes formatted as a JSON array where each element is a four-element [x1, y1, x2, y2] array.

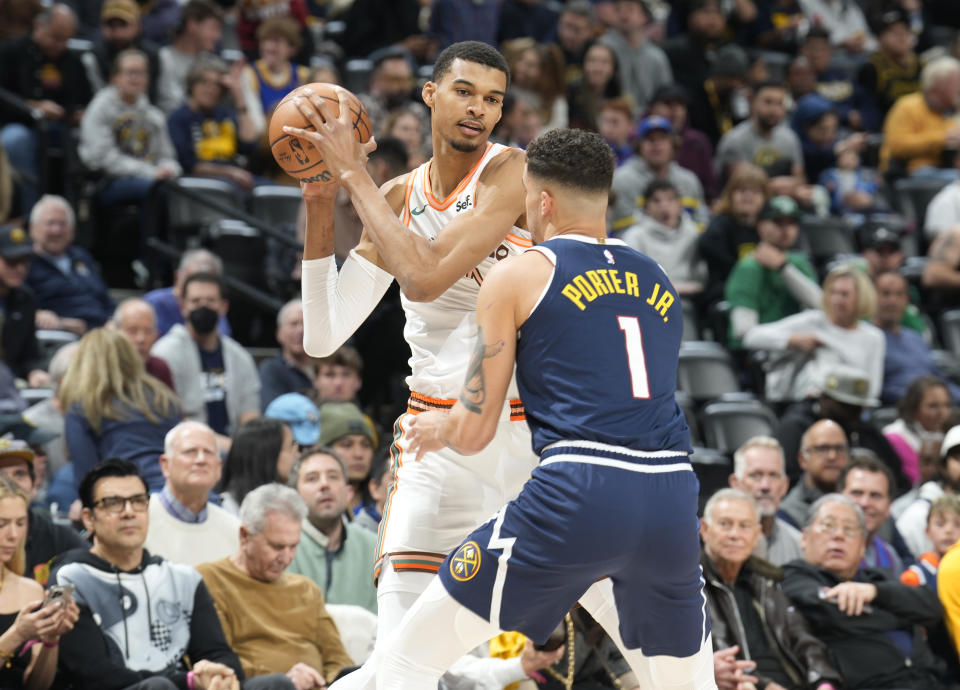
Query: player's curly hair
[[432, 41, 510, 87], [526, 128, 614, 193]]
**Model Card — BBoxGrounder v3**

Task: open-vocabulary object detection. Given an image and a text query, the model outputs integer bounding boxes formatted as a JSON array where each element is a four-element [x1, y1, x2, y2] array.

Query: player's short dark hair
[[181, 271, 224, 300], [643, 179, 679, 203], [432, 41, 510, 88], [79, 458, 147, 509], [836, 450, 895, 499], [525, 128, 614, 193]]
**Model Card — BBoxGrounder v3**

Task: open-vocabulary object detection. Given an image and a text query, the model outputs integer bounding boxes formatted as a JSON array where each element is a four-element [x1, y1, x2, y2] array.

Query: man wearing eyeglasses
[[782, 493, 946, 690], [52, 458, 294, 690], [0, 223, 50, 389], [779, 419, 850, 528]]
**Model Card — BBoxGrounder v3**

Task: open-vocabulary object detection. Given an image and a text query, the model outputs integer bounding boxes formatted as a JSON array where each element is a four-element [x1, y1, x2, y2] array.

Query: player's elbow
[[457, 422, 497, 456], [397, 273, 445, 303], [302, 333, 337, 358]]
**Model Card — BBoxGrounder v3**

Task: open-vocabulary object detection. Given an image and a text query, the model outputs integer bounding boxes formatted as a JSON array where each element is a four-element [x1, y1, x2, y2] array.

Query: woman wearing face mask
[[59, 329, 182, 493]]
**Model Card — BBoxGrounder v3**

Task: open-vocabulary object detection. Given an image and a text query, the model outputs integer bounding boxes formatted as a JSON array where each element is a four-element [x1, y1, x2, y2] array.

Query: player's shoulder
[[478, 145, 526, 183], [380, 171, 412, 214]]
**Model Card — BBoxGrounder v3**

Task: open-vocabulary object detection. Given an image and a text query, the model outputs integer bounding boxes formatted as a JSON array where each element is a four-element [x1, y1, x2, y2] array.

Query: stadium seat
[[675, 390, 701, 446], [894, 177, 950, 253], [677, 341, 741, 402], [681, 298, 699, 342], [343, 59, 374, 97], [204, 220, 267, 289], [701, 399, 778, 454], [941, 310, 960, 357], [167, 178, 241, 246], [800, 216, 856, 267], [35, 330, 78, 371], [689, 446, 731, 515], [250, 185, 302, 227]]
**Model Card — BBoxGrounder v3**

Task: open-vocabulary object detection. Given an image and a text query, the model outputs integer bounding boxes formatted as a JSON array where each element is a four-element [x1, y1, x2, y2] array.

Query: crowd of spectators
[[3, 0, 960, 687]]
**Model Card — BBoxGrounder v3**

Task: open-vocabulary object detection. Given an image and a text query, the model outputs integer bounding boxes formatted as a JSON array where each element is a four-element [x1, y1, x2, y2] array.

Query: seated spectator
[[0, 224, 47, 387], [924, 159, 960, 240], [856, 7, 921, 132], [111, 298, 175, 392], [145, 248, 232, 337], [686, 43, 752, 147], [151, 272, 260, 437], [220, 416, 303, 514], [26, 195, 113, 334], [553, 0, 594, 84], [859, 223, 908, 282], [287, 447, 377, 614], [819, 144, 887, 219], [357, 50, 422, 139], [24, 343, 77, 490], [929, 500, 960, 664], [0, 436, 86, 583], [167, 55, 261, 194], [337, 0, 426, 62], [792, 93, 868, 184], [725, 195, 821, 349], [318, 403, 375, 513], [664, 0, 728, 113], [798, 0, 875, 54], [78, 49, 181, 209], [881, 56, 960, 180], [313, 347, 363, 405], [898, 424, 960, 558], [498, 0, 560, 44], [145, 421, 240, 567], [81, 0, 161, 102], [902, 494, 960, 589], [618, 180, 706, 297], [0, 4, 92, 215], [700, 488, 843, 690], [782, 494, 945, 689], [729, 436, 804, 565], [60, 328, 181, 494], [779, 419, 850, 527], [235, 0, 309, 63], [241, 17, 309, 138], [197, 484, 352, 685], [597, 0, 672, 112], [503, 39, 568, 131], [884, 376, 954, 488], [873, 272, 960, 405], [730, 0, 806, 55], [263, 394, 319, 453], [492, 88, 545, 149], [595, 98, 635, 167], [0, 472, 79, 689], [715, 81, 808, 202], [352, 451, 393, 534], [743, 265, 885, 403], [55, 458, 284, 689], [566, 42, 622, 133], [698, 163, 769, 303], [839, 454, 908, 576], [610, 115, 707, 233], [775, 364, 909, 491], [0, 417, 55, 505], [260, 299, 312, 409], [382, 108, 429, 170], [647, 84, 717, 199], [157, 0, 224, 114], [799, 27, 863, 131]]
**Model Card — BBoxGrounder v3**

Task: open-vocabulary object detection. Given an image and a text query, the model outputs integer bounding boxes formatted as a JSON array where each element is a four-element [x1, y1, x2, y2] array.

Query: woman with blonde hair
[[743, 264, 886, 402], [60, 329, 182, 493], [697, 163, 770, 302], [0, 472, 78, 688]]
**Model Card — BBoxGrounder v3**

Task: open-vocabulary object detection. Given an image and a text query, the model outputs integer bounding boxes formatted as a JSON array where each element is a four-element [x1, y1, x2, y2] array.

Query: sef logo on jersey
[[455, 195, 471, 213]]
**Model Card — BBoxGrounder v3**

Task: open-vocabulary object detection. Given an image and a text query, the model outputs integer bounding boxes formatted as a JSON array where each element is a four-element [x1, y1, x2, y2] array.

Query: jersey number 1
[[617, 316, 651, 399]]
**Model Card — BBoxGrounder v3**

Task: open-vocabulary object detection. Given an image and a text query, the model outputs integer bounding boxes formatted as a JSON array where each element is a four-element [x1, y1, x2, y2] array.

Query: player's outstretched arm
[[300, 179, 398, 357], [287, 88, 526, 302]]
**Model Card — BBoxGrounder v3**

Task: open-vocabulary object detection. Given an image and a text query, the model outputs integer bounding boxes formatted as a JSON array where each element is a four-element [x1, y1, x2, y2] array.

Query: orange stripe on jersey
[[424, 142, 492, 211], [375, 415, 405, 561], [401, 172, 415, 227], [505, 233, 533, 248]]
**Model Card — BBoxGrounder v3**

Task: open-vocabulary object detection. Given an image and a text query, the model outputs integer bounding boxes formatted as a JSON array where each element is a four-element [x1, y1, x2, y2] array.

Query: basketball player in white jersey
[[288, 42, 639, 689]]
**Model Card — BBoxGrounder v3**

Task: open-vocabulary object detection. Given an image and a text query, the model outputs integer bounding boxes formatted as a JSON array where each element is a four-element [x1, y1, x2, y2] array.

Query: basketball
[[269, 82, 372, 184]]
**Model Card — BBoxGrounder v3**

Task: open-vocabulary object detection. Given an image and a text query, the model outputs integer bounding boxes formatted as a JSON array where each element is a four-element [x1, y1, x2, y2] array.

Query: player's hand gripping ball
[[269, 82, 372, 183]]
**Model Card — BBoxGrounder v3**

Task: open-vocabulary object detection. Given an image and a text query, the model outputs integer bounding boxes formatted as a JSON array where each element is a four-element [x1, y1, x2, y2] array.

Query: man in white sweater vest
[[145, 420, 240, 566]]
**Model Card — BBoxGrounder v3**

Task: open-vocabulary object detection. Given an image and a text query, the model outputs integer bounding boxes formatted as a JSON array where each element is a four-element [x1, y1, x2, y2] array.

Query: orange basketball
[[269, 82, 372, 184]]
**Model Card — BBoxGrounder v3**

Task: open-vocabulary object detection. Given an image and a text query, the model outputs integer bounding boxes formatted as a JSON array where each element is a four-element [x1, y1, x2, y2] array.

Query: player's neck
[[429, 140, 488, 199], [546, 222, 607, 242]]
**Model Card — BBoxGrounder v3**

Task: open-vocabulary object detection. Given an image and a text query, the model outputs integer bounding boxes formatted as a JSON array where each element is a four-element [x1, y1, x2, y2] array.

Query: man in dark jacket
[[701, 487, 842, 690], [52, 458, 294, 690], [783, 493, 946, 689], [0, 223, 47, 387]]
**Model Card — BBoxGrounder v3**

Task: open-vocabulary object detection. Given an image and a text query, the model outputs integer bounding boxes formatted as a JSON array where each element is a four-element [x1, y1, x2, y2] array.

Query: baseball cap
[[101, 0, 139, 23], [759, 195, 801, 221], [859, 222, 901, 250], [650, 84, 689, 107], [0, 224, 33, 262], [0, 414, 59, 446], [709, 44, 749, 78], [820, 364, 878, 408], [0, 439, 35, 465], [264, 393, 320, 447], [873, 7, 909, 34], [318, 402, 375, 447], [942, 425, 960, 459], [637, 115, 672, 139]]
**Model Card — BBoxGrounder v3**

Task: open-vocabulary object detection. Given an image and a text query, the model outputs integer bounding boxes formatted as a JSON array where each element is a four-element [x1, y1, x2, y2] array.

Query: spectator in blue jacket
[[25, 195, 113, 335]]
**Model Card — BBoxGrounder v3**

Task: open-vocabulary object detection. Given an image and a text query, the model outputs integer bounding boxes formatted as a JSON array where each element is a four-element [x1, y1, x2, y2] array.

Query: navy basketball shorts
[[438, 446, 710, 658]]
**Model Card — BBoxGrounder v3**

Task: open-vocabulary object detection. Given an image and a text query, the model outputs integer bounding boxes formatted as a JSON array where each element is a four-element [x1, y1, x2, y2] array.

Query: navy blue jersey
[[516, 235, 691, 455]]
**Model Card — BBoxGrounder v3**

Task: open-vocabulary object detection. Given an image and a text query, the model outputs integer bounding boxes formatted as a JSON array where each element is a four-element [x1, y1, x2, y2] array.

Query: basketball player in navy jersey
[[380, 128, 717, 689]]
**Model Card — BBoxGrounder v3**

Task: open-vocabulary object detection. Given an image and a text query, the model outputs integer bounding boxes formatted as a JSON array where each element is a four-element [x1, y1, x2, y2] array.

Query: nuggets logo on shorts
[[450, 541, 481, 581]]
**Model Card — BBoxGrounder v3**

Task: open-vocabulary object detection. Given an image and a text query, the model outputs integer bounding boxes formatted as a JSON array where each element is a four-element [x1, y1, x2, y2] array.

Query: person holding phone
[[0, 472, 79, 689]]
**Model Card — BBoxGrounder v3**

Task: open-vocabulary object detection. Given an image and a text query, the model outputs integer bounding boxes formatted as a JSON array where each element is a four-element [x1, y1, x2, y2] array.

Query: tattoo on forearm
[[460, 325, 505, 414]]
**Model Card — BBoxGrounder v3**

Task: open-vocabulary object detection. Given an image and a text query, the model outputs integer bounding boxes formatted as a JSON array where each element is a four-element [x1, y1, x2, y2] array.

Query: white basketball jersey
[[398, 142, 531, 400]]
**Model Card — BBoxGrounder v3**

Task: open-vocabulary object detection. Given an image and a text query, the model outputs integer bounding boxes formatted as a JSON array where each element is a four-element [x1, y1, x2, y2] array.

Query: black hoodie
[[51, 547, 243, 690]]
